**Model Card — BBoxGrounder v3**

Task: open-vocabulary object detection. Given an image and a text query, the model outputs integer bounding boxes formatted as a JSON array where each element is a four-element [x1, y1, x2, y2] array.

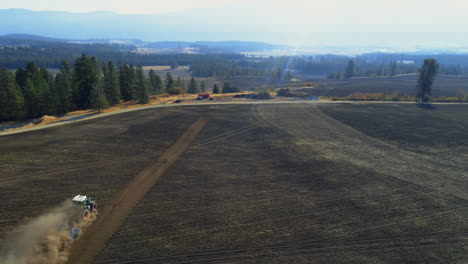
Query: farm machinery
[[67, 194, 97, 241], [72, 194, 97, 220], [196, 93, 214, 100]]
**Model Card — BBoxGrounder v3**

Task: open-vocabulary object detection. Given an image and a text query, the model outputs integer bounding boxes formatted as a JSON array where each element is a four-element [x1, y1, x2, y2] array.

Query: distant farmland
[[299, 75, 468, 97], [142, 65, 171, 71]]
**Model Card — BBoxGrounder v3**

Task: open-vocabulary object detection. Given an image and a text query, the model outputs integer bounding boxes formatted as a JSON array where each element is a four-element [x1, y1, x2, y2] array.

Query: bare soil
[[68, 117, 207, 263], [1, 103, 468, 263], [298, 75, 468, 97], [142, 66, 171, 71]]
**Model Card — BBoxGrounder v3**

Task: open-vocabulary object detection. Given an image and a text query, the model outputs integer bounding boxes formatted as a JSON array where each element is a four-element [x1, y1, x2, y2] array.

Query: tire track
[[114, 232, 468, 263], [193, 120, 267, 147], [67, 117, 208, 264], [252, 104, 468, 203], [1, 117, 266, 185], [0, 152, 158, 185]]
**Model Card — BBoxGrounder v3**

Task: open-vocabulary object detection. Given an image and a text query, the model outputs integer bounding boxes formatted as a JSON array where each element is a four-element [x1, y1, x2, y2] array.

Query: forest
[[0, 53, 248, 122], [1, 38, 468, 79], [2, 40, 468, 122], [0, 54, 201, 121], [0, 43, 344, 78]]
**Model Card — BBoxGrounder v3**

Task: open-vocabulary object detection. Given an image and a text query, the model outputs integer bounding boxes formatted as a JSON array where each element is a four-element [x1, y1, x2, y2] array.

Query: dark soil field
[[1, 102, 468, 263], [299, 75, 468, 97]]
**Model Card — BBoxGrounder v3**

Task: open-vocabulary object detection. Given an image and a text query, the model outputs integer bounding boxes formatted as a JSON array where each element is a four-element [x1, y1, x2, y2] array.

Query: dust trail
[[0, 199, 97, 264]]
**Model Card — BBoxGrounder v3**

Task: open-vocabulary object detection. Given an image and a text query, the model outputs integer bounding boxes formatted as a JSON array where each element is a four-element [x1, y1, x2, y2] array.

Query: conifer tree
[[91, 56, 102, 75], [15, 68, 28, 89], [149, 69, 163, 94], [103, 61, 121, 105], [55, 61, 73, 113], [20, 62, 51, 117], [222, 81, 239, 93], [126, 65, 137, 100], [23, 77, 40, 118], [187, 77, 199, 94], [41, 67, 56, 115], [212, 83, 220, 94], [119, 64, 129, 100], [73, 54, 101, 109], [0, 68, 23, 121], [135, 65, 150, 104], [165, 72, 174, 90], [416, 59, 439, 102], [89, 81, 109, 111], [119, 64, 136, 101], [345, 60, 354, 78]]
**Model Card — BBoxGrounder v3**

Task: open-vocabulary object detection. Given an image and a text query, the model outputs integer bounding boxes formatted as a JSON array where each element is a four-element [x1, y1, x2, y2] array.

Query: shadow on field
[[416, 103, 437, 110]]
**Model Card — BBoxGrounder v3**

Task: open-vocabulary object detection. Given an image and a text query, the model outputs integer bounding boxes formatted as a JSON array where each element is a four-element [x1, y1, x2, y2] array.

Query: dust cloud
[[0, 199, 97, 264]]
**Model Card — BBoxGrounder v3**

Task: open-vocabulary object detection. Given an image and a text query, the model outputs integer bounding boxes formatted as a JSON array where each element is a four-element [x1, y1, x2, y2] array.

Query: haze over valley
[[1, 1, 468, 264]]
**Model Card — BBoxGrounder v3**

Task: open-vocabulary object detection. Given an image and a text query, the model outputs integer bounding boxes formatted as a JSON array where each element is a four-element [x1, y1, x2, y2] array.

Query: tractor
[[72, 194, 97, 220]]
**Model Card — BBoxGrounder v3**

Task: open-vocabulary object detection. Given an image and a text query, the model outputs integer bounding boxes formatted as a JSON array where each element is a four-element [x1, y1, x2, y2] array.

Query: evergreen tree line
[[328, 58, 468, 80], [190, 56, 342, 78], [2, 42, 468, 78], [0, 45, 249, 74], [163, 72, 210, 95], [0, 43, 341, 77], [0, 54, 225, 121], [0, 55, 166, 121], [328, 60, 420, 79]]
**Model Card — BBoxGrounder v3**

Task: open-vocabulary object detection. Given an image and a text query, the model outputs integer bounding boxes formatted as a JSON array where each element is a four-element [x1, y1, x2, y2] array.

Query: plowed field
[[1, 103, 468, 263]]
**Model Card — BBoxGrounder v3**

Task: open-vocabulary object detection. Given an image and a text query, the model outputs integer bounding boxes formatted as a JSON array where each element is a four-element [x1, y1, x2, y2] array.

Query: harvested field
[[1, 103, 468, 263], [300, 75, 468, 97], [142, 66, 171, 71], [144, 66, 192, 78]]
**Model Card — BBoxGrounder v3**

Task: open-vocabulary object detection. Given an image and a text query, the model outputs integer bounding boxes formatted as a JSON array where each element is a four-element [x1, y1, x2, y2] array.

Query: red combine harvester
[[197, 94, 214, 100]]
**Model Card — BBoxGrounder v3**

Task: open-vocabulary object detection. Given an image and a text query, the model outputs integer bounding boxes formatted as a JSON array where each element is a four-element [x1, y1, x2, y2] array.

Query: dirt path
[[2, 101, 465, 137], [67, 117, 208, 264]]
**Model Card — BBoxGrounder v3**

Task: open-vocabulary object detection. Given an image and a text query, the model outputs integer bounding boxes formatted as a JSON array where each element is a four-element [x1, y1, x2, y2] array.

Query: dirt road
[[2, 100, 464, 137], [67, 117, 207, 264]]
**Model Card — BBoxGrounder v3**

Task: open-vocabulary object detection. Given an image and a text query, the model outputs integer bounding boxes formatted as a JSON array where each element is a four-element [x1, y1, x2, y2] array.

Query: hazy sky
[[2, 0, 467, 28], [2, 0, 468, 32], [1, 0, 468, 48]]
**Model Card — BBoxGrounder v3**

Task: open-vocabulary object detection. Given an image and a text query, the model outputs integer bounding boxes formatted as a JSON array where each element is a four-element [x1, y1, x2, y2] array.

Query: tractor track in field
[[115, 232, 468, 263], [67, 117, 208, 264], [252, 104, 468, 203], [0, 152, 159, 185], [193, 120, 267, 147]]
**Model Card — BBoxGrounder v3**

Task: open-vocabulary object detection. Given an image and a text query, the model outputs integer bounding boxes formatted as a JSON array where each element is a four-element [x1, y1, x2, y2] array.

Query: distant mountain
[[0, 33, 144, 46], [1, 8, 468, 54], [2, 34, 65, 42], [0, 8, 283, 46], [0, 33, 282, 54]]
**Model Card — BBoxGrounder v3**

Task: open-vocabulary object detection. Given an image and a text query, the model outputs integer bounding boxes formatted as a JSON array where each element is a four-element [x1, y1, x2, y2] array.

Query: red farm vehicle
[[196, 94, 213, 100]]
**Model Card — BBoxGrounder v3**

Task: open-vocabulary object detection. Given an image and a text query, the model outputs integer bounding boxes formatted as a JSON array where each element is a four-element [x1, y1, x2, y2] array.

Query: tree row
[[0, 54, 216, 121]]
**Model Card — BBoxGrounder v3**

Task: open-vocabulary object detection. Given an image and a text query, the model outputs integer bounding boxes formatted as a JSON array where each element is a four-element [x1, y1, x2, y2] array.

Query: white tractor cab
[[72, 194, 97, 219]]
